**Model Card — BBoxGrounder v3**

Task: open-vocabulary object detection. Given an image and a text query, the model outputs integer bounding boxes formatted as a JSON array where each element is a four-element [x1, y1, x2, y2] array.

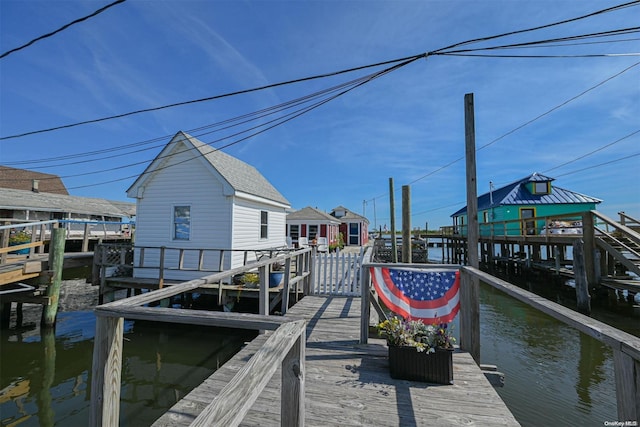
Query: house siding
[[230, 197, 287, 267], [472, 203, 597, 237], [133, 148, 232, 280]]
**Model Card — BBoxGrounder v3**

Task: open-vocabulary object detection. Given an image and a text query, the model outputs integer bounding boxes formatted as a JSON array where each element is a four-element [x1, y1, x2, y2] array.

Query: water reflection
[[576, 332, 610, 414], [1, 310, 256, 426], [479, 283, 619, 425]]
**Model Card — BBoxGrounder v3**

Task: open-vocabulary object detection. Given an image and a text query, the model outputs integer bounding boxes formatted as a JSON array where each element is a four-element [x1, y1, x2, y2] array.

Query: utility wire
[[64, 58, 419, 190], [4, 28, 638, 166], [554, 152, 640, 178], [439, 53, 640, 58], [436, 27, 640, 54], [0, 54, 424, 141], [3, 1, 638, 190], [2, 68, 384, 170], [3, 57, 416, 186], [543, 130, 640, 173], [366, 60, 640, 203], [429, 0, 640, 54], [4, 2, 638, 141], [405, 146, 640, 221], [0, 0, 127, 60]]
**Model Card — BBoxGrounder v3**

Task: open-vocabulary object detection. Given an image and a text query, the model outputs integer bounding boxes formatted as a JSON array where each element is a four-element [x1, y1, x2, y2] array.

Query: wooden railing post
[[90, 315, 124, 427], [281, 325, 305, 426], [158, 246, 165, 289], [82, 222, 91, 252], [258, 265, 268, 316], [29, 224, 37, 258], [1, 221, 9, 264], [360, 266, 370, 344], [38, 223, 46, 254], [459, 267, 480, 363], [281, 258, 292, 314], [306, 248, 316, 295], [218, 249, 225, 272], [582, 212, 596, 287], [613, 348, 639, 421]]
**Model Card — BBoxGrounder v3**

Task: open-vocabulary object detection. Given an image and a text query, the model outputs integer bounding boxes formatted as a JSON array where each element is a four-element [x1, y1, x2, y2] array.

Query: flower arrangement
[[9, 230, 31, 244], [377, 316, 456, 353]]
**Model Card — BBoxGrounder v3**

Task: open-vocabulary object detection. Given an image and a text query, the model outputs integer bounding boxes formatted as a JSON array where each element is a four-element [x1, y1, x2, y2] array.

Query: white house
[[126, 131, 291, 281]]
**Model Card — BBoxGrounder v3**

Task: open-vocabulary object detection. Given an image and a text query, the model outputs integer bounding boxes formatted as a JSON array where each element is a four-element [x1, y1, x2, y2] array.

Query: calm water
[[0, 287, 257, 426], [1, 267, 638, 426], [477, 281, 638, 426]]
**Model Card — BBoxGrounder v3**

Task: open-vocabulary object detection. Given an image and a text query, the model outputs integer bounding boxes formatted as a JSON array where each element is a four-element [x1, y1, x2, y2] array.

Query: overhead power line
[[0, 54, 424, 141], [3, 2, 639, 142], [543, 130, 640, 173], [366, 60, 640, 204], [0, 57, 418, 189], [429, 0, 640, 54], [2, 1, 638, 194], [436, 26, 640, 55], [554, 152, 640, 178], [2, 67, 388, 169], [0, 0, 127, 60]]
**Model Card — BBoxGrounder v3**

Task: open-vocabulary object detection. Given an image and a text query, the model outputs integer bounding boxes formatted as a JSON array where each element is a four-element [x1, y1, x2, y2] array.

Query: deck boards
[[152, 296, 520, 426]]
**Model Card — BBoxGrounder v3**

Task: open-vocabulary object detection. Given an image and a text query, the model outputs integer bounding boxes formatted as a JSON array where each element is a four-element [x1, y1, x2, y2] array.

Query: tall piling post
[[460, 93, 481, 364], [41, 227, 66, 327], [402, 185, 411, 263], [389, 178, 398, 263]]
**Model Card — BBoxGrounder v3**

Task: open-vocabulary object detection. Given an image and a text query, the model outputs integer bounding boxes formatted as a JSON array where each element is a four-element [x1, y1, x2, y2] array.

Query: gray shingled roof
[[331, 206, 370, 223], [0, 188, 135, 217], [287, 206, 341, 222], [183, 132, 289, 205], [451, 173, 602, 216]]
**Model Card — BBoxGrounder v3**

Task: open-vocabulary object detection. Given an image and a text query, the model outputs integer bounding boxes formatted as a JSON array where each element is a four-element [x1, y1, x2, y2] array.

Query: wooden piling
[[90, 316, 124, 427], [401, 185, 411, 263], [573, 239, 591, 315], [389, 178, 398, 263], [462, 93, 480, 364], [41, 227, 66, 327]]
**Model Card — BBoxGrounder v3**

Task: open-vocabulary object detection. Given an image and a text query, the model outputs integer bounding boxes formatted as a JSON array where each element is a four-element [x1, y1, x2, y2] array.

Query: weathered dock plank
[[152, 296, 520, 426]]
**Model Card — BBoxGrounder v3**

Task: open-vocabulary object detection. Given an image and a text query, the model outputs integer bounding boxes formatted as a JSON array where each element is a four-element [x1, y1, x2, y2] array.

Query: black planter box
[[388, 346, 453, 385]]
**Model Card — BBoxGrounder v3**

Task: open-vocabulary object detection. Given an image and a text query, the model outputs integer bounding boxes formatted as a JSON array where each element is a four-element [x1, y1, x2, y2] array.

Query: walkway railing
[[360, 263, 640, 422], [0, 219, 132, 264], [90, 247, 311, 426], [310, 247, 369, 296]]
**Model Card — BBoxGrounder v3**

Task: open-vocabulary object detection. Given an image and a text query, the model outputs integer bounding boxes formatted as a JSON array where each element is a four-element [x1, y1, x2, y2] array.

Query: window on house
[[533, 182, 550, 195], [308, 225, 318, 240], [260, 211, 268, 239], [289, 224, 299, 241], [173, 206, 191, 240], [483, 211, 489, 223]]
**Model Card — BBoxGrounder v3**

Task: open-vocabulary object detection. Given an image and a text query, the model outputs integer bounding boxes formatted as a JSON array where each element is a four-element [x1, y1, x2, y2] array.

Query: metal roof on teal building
[[451, 173, 602, 217]]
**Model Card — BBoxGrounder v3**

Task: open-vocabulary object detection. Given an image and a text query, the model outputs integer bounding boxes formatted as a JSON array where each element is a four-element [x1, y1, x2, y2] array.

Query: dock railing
[[0, 219, 132, 264], [90, 248, 312, 426], [310, 247, 368, 295], [360, 263, 639, 421]]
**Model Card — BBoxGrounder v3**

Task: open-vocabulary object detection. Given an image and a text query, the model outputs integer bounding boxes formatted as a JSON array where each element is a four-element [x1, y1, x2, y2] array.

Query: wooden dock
[[152, 296, 520, 426]]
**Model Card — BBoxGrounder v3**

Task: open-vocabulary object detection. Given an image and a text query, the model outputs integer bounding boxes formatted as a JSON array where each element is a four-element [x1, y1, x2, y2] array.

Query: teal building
[[451, 173, 602, 236]]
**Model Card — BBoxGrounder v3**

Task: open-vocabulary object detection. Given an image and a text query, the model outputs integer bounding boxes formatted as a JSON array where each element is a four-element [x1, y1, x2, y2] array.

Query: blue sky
[[1, 0, 638, 230]]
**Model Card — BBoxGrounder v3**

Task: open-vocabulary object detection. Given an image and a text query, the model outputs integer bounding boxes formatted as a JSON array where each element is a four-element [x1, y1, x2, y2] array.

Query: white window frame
[[260, 211, 268, 239], [173, 205, 191, 240]]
